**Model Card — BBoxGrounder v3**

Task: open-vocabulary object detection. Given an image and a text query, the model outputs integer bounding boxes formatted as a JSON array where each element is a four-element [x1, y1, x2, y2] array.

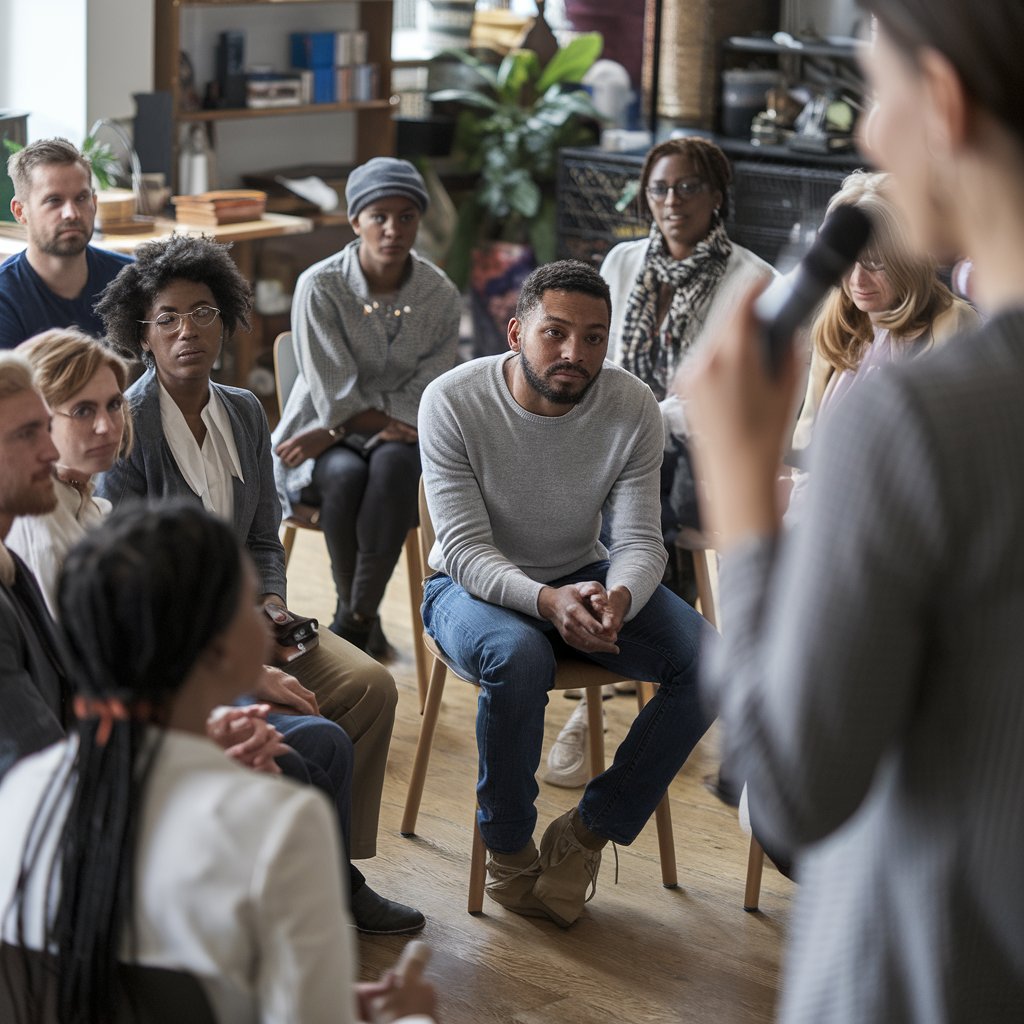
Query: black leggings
[[305, 440, 421, 625]]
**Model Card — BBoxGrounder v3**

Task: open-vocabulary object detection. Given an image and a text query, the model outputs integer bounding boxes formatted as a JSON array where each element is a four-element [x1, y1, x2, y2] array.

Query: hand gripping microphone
[[756, 204, 873, 375]]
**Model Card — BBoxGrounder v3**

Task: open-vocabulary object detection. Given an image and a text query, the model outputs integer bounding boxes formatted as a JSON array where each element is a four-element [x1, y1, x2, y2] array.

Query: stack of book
[[171, 190, 267, 226], [290, 29, 379, 104]]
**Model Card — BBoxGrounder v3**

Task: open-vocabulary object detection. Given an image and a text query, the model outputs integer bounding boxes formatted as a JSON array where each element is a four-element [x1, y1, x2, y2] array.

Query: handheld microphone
[[756, 204, 873, 375]]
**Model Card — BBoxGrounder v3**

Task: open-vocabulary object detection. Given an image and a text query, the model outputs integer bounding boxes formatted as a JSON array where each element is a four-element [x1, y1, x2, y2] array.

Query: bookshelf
[[153, 0, 396, 191]]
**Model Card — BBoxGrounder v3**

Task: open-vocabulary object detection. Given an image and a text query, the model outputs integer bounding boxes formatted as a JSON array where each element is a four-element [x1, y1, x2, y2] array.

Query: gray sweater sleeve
[[704, 370, 945, 851], [604, 393, 668, 618]]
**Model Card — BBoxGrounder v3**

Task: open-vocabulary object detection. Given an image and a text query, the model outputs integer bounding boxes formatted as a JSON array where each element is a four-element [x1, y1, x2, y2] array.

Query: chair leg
[[584, 686, 605, 776], [744, 836, 765, 912], [637, 681, 679, 888], [404, 530, 429, 713], [692, 549, 717, 629], [468, 815, 487, 914], [281, 524, 297, 568], [400, 657, 448, 836]]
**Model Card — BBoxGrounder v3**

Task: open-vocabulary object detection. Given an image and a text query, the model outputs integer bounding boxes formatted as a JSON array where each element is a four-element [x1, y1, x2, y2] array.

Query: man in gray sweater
[[419, 260, 715, 928]]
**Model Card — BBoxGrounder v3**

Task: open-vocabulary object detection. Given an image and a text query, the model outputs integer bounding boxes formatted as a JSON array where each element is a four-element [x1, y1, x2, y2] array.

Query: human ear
[[918, 46, 968, 156], [508, 317, 522, 353], [11, 198, 25, 224]]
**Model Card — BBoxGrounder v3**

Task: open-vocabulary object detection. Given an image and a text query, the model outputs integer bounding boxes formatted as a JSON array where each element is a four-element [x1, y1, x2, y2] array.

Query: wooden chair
[[0, 942, 217, 1024], [402, 479, 678, 914], [272, 332, 428, 692], [676, 528, 767, 910]]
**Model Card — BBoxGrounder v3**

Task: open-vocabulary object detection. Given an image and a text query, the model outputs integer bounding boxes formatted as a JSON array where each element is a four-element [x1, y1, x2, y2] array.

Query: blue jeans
[[422, 562, 716, 853], [269, 713, 364, 892]]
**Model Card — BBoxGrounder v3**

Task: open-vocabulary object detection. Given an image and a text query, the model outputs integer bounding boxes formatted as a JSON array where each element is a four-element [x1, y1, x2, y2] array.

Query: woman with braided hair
[[0, 502, 436, 1023]]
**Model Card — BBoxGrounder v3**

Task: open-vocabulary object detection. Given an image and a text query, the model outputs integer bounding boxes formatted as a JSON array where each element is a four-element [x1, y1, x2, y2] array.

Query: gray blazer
[[706, 310, 1024, 1021], [96, 369, 288, 602], [0, 554, 68, 780]]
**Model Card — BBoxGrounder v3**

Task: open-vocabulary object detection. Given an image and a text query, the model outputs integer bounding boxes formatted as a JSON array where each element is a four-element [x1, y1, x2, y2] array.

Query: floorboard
[[286, 528, 792, 1023]]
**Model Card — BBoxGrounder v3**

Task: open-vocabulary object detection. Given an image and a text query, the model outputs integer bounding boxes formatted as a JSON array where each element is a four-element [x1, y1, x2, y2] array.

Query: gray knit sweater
[[271, 240, 460, 516], [418, 353, 667, 621]]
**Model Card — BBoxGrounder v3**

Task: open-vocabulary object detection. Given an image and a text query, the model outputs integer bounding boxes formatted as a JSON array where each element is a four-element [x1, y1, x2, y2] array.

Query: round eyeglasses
[[646, 180, 708, 202], [138, 306, 221, 333]]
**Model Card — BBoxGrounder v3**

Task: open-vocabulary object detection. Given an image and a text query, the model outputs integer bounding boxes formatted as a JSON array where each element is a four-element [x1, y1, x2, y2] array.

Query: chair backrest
[[273, 331, 298, 415], [417, 477, 435, 572], [0, 942, 217, 1024]]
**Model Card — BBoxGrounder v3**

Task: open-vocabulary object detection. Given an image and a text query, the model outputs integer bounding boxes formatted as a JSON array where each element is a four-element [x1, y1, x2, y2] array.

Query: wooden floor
[[286, 530, 793, 1023]]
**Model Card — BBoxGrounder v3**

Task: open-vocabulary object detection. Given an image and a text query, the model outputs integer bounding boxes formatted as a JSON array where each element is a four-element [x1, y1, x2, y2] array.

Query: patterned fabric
[[619, 219, 732, 399]]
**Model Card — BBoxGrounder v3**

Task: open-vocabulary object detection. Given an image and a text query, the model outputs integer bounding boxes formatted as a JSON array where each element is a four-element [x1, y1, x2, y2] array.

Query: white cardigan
[[600, 236, 776, 438]]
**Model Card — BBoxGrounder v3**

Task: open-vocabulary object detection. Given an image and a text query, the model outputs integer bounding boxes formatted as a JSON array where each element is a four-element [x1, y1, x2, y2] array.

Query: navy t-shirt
[[0, 246, 133, 349]]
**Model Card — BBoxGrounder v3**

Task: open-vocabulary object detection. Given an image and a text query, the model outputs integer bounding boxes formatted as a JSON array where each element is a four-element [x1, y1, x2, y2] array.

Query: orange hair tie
[[73, 696, 130, 748]]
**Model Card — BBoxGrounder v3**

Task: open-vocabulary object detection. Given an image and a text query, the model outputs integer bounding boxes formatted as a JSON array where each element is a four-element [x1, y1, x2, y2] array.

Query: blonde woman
[[786, 171, 979, 517], [6, 328, 132, 616], [793, 170, 978, 452]]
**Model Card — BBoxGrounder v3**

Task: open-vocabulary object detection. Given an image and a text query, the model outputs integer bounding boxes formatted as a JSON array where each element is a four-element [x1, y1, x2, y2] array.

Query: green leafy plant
[[2, 134, 121, 191], [432, 33, 604, 288]]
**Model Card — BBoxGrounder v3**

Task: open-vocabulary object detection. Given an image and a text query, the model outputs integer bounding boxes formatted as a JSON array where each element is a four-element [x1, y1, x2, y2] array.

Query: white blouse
[[158, 381, 245, 522], [5, 478, 110, 618], [0, 732, 357, 1024]]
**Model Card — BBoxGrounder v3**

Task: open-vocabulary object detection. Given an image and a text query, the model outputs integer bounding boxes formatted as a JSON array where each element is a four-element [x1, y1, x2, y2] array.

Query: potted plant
[[431, 33, 603, 352]]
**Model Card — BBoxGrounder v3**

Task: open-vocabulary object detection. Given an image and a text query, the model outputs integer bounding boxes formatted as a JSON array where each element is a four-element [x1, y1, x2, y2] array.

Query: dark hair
[[638, 136, 733, 221], [4, 502, 245, 1024], [515, 259, 613, 324], [861, 1, 1024, 146], [95, 234, 252, 364]]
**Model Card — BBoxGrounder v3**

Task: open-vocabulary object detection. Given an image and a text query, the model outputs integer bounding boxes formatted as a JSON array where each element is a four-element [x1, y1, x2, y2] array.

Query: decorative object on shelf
[[427, 0, 476, 56], [430, 32, 603, 291], [656, 0, 777, 129]]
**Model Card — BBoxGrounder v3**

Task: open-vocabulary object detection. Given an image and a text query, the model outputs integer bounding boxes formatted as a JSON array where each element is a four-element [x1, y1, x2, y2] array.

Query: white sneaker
[[542, 700, 598, 789]]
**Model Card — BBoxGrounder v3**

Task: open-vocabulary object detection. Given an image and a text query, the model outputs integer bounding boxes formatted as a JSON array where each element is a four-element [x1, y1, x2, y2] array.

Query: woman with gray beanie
[[273, 157, 460, 653]]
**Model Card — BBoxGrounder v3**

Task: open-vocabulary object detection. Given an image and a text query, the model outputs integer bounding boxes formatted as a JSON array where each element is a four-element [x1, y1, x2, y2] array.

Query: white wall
[[0, 0, 154, 144], [0, 0, 88, 142], [86, 0, 155, 128]]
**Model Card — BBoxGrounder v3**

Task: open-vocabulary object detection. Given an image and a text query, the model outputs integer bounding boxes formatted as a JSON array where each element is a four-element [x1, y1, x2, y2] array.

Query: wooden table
[[0, 212, 314, 386]]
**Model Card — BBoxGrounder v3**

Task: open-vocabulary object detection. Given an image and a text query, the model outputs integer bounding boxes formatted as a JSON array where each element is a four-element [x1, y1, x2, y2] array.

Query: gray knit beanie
[[346, 157, 429, 221]]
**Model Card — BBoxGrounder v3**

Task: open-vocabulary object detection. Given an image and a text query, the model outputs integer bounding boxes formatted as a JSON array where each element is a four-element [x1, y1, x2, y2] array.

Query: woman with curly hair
[[94, 235, 423, 935]]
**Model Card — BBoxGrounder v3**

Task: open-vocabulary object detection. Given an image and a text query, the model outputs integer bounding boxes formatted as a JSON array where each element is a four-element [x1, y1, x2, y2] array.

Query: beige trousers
[[290, 625, 397, 859]]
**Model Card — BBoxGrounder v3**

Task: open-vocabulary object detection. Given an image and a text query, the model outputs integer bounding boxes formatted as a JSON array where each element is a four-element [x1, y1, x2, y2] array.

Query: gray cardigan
[[706, 310, 1024, 1021], [271, 241, 460, 517], [96, 368, 288, 602]]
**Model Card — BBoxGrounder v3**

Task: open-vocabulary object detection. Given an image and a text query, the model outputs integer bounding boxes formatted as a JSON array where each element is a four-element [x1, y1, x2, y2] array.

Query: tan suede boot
[[533, 807, 605, 928], [485, 840, 547, 918]]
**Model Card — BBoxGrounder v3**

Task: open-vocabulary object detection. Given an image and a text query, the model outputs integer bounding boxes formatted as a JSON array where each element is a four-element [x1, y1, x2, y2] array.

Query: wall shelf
[[177, 98, 394, 122]]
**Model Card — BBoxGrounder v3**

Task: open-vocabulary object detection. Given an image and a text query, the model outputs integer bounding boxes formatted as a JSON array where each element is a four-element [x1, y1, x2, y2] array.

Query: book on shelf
[[172, 190, 267, 226]]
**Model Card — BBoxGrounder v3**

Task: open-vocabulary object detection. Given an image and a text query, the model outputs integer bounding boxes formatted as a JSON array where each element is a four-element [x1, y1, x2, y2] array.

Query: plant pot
[[468, 241, 536, 358]]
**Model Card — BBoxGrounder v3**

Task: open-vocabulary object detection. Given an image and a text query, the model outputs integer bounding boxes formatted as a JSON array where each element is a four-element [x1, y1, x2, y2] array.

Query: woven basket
[[657, 0, 778, 127]]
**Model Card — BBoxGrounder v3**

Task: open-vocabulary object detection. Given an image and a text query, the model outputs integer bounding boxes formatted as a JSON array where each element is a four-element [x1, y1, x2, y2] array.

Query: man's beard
[[519, 352, 600, 406], [35, 224, 90, 257], [1, 478, 58, 521]]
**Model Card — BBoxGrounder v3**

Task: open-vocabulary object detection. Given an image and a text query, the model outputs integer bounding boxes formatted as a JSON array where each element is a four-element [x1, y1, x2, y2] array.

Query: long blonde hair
[[17, 329, 134, 457], [812, 171, 954, 374]]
